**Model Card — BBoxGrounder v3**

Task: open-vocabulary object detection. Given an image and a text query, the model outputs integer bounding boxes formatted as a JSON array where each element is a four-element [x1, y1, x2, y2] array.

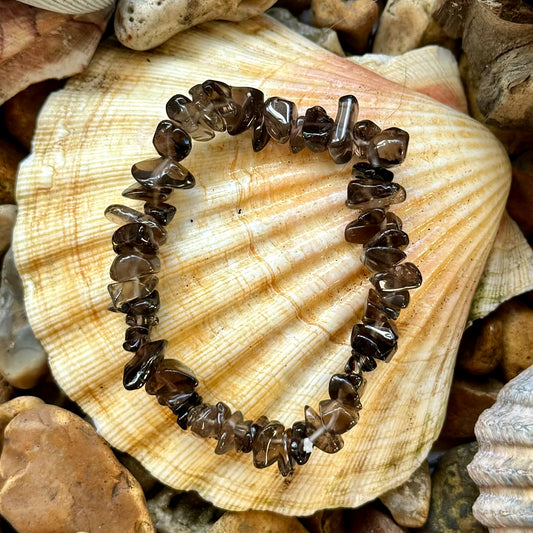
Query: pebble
[[345, 504, 407, 532], [301, 509, 345, 533], [0, 374, 13, 405], [3, 80, 64, 152], [440, 377, 503, 439], [267, 7, 344, 56], [379, 461, 431, 528], [0, 396, 44, 450], [0, 205, 16, 257], [372, 0, 452, 55], [422, 441, 484, 532], [0, 404, 155, 533], [0, 249, 48, 389], [114, 0, 277, 51], [456, 312, 503, 375], [499, 299, 533, 380], [210, 510, 309, 533], [147, 487, 222, 533], [0, 138, 25, 205], [310, 0, 378, 53]]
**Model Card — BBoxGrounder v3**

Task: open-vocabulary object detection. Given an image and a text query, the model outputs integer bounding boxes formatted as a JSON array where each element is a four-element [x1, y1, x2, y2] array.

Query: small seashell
[[14, 17, 511, 513], [468, 363, 533, 530], [16, 0, 115, 14]]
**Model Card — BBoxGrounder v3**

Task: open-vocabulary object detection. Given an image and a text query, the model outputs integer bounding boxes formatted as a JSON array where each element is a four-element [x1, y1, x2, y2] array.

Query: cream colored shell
[[14, 17, 511, 514], [468, 364, 533, 531]]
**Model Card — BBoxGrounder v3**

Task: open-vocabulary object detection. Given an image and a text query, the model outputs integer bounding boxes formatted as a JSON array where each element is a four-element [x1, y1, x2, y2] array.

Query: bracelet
[[105, 80, 421, 476]]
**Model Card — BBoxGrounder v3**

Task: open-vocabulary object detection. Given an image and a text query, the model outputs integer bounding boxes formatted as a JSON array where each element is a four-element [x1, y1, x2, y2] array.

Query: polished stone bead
[[225, 86, 264, 135], [122, 184, 173, 203], [123, 326, 149, 352], [371, 262, 423, 292], [132, 157, 195, 190], [105, 204, 167, 245], [329, 95, 358, 163], [153, 120, 193, 160], [346, 180, 406, 210], [188, 402, 231, 438], [252, 421, 294, 476], [112, 223, 159, 255], [126, 290, 160, 316], [233, 419, 254, 453], [364, 288, 400, 322], [189, 83, 227, 132], [110, 253, 160, 282], [363, 247, 406, 271], [108, 275, 158, 311], [215, 410, 244, 455], [367, 127, 409, 168], [175, 392, 202, 430], [328, 373, 364, 409], [143, 203, 176, 226], [166, 94, 215, 141], [252, 113, 270, 152], [382, 211, 403, 231], [353, 120, 381, 158], [345, 350, 377, 373], [302, 106, 334, 152], [126, 313, 159, 327], [145, 358, 198, 413], [364, 228, 409, 250], [289, 421, 311, 465], [381, 290, 410, 310], [304, 405, 344, 453], [344, 208, 386, 243], [289, 116, 305, 153], [277, 430, 296, 476], [319, 398, 359, 434], [263, 97, 297, 144], [123, 339, 166, 390], [351, 323, 398, 362], [352, 162, 394, 182]]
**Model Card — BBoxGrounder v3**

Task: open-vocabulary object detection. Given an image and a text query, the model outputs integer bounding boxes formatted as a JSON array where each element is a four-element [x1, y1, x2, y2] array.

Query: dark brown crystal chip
[[302, 105, 334, 153], [188, 402, 231, 439], [112, 223, 159, 256], [371, 262, 423, 292], [319, 398, 359, 434], [289, 116, 305, 154], [364, 228, 409, 250], [123, 326, 150, 352], [110, 252, 161, 282], [263, 97, 297, 144], [363, 247, 406, 271], [329, 95, 358, 164], [304, 405, 343, 454], [132, 157, 195, 190], [153, 120, 192, 160], [367, 127, 409, 168], [346, 180, 406, 210], [345, 208, 386, 244], [328, 373, 364, 409], [123, 339, 167, 390], [352, 162, 394, 182], [165, 94, 215, 141], [143, 203, 176, 226], [289, 421, 311, 465], [353, 120, 381, 158]]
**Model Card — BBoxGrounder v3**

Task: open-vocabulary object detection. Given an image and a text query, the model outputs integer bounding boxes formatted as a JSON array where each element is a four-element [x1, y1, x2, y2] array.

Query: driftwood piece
[[434, 0, 533, 132]]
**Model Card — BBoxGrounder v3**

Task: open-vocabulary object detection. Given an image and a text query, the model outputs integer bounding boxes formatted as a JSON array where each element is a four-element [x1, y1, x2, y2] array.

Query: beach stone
[[116, 451, 158, 494], [115, 0, 277, 50], [267, 7, 344, 55], [456, 312, 504, 375], [440, 377, 503, 439], [0, 249, 48, 389], [0, 396, 44, 451], [0, 138, 25, 205], [373, 0, 451, 54], [147, 487, 222, 533], [499, 299, 533, 380], [0, 404, 155, 533], [311, 0, 378, 53], [345, 504, 407, 532], [210, 510, 309, 533], [0, 205, 16, 257], [302, 509, 345, 533], [0, 376, 13, 405], [3, 80, 64, 152], [422, 441, 484, 532], [380, 461, 431, 528]]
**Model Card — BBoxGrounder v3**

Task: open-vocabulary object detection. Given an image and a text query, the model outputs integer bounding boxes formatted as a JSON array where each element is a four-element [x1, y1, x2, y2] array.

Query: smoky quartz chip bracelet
[[106, 80, 422, 476]]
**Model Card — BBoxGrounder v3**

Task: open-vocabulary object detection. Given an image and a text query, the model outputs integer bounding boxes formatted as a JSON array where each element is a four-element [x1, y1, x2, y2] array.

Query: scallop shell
[[468, 364, 533, 531], [16, 0, 115, 14], [14, 17, 511, 513]]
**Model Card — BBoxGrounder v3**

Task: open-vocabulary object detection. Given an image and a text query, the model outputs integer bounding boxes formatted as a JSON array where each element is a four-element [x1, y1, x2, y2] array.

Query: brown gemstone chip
[[353, 120, 381, 158], [329, 95, 358, 164], [345, 208, 387, 243], [367, 127, 409, 168], [215, 410, 245, 455], [105, 204, 167, 245], [302, 105, 334, 153], [125, 290, 160, 316], [252, 113, 270, 152], [153, 120, 192, 160], [289, 421, 311, 465], [108, 275, 159, 311], [351, 322, 398, 363], [264, 97, 297, 144], [166, 94, 216, 141], [123, 326, 150, 352], [143, 203, 176, 226], [123, 339, 167, 390], [364, 288, 400, 322], [122, 184, 173, 202], [371, 262, 423, 292], [252, 421, 285, 468], [132, 157, 195, 190], [225, 86, 264, 136], [363, 247, 406, 271], [112, 223, 159, 256], [188, 402, 231, 439], [110, 253, 161, 282], [364, 228, 409, 250], [346, 350, 377, 373], [319, 398, 360, 434], [289, 116, 305, 154], [328, 373, 364, 408], [346, 179, 406, 210], [189, 83, 227, 132], [304, 405, 344, 454], [352, 162, 394, 182]]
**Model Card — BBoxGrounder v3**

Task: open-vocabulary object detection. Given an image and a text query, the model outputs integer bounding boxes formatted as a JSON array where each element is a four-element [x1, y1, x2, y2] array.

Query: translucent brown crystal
[[346, 180, 406, 210], [224, 86, 264, 136], [304, 405, 344, 454], [123, 339, 167, 390], [110, 253, 161, 282], [143, 203, 176, 226], [289, 116, 305, 154], [166, 94, 216, 141], [123, 325, 150, 352], [188, 402, 230, 438], [367, 127, 409, 168], [252, 421, 295, 475], [363, 246, 406, 271], [302, 105, 334, 153], [112, 223, 159, 256], [289, 421, 311, 465], [328, 373, 364, 408], [371, 262, 423, 292], [215, 410, 245, 455], [353, 120, 381, 158], [345, 208, 386, 244], [364, 288, 400, 322], [105, 204, 167, 245], [125, 290, 160, 316], [153, 120, 192, 160], [364, 228, 409, 250], [188, 83, 227, 132], [108, 275, 158, 311], [352, 162, 394, 182], [122, 184, 173, 203], [351, 322, 398, 363], [329, 95, 358, 164], [252, 114, 270, 152], [132, 157, 195, 190], [319, 398, 359, 434], [345, 350, 377, 373], [263, 97, 297, 144]]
